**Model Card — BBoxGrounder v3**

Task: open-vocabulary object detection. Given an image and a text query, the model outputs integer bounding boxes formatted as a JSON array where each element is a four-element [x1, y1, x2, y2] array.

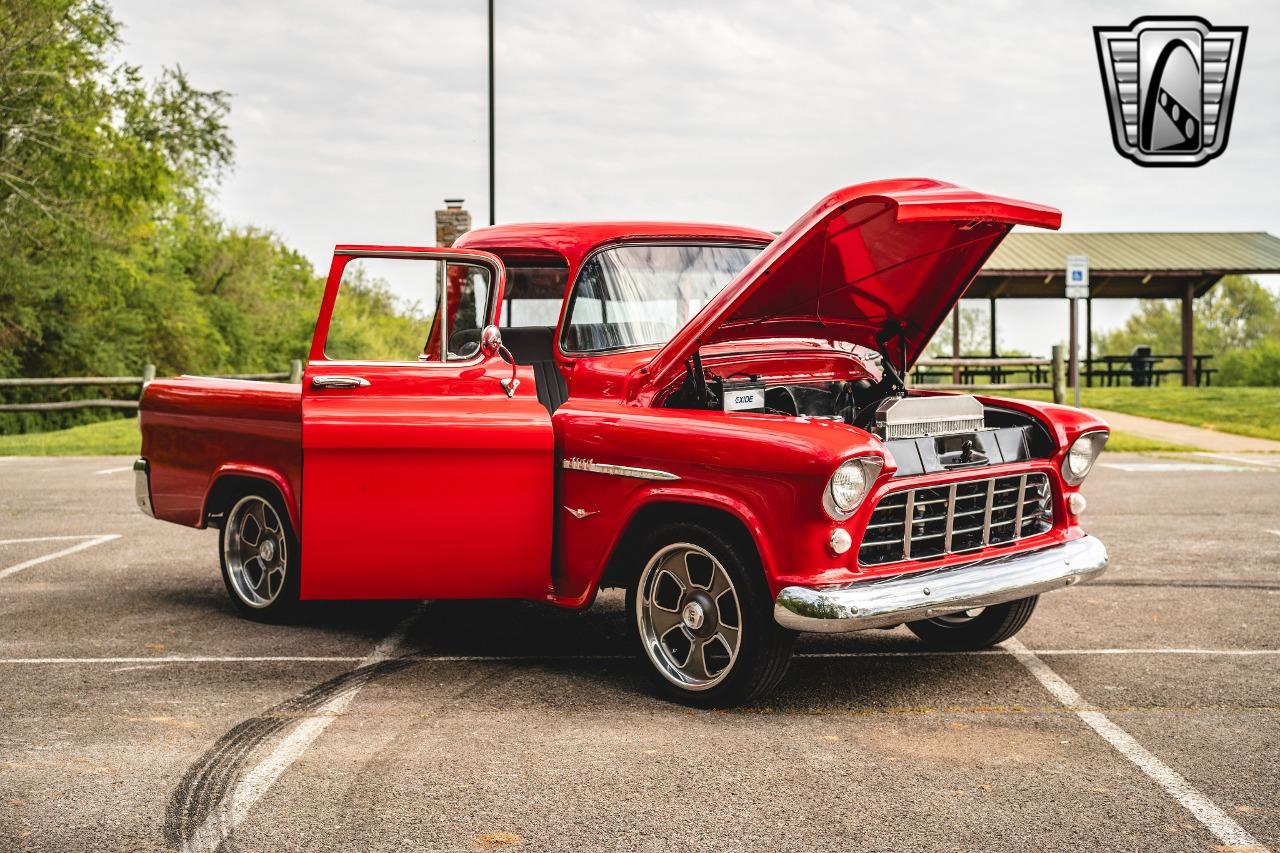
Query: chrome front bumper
[[773, 535, 1109, 633]]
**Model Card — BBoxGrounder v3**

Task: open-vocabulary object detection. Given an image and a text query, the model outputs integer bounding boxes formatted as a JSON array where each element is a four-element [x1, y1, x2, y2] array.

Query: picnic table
[[1086, 354, 1215, 387]]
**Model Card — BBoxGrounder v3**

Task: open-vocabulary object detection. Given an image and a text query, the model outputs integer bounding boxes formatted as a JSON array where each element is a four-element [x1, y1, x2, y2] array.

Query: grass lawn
[[1001, 386, 1280, 443], [0, 416, 140, 456], [1103, 431, 1196, 453]]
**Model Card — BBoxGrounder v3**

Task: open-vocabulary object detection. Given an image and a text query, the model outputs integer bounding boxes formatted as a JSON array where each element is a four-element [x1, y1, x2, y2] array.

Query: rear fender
[[202, 463, 300, 533]]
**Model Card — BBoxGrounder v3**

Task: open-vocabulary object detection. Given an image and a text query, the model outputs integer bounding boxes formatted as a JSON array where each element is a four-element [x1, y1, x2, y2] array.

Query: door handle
[[310, 375, 371, 389]]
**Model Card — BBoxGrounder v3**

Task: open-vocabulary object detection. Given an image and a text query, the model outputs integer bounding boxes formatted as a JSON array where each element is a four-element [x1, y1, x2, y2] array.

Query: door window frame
[[308, 247, 508, 367]]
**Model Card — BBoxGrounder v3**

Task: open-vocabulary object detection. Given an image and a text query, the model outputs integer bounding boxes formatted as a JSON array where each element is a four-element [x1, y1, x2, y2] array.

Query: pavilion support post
[[1051, 345, 1065, 405], [988, 297, 997, 358], [1181, 281, 1195, 386], [1085, 297, 1093, 387], [951, 304, 961, 383], [1067, 298, 1078, 390]]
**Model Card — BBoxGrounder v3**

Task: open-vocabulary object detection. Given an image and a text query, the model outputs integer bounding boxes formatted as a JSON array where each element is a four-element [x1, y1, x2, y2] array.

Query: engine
[[664, 369, 1054, 475]]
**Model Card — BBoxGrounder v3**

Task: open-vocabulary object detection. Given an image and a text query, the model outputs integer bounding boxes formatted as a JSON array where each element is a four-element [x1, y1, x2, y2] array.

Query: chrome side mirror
[[479, 325, 503, 358], [481, 324, 520, 398]]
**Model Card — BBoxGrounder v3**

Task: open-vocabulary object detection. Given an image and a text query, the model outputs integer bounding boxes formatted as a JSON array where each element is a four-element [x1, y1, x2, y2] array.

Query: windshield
[[561, 243, 764, 353]]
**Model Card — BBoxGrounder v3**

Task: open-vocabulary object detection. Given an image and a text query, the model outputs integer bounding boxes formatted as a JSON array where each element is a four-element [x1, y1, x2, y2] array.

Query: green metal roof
[[972, 231, 1280, 299], [984, 231, 1280, 274]]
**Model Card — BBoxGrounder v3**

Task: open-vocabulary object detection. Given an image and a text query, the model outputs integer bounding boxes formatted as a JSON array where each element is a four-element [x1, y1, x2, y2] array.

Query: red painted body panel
[[139, 377, 301, 531], [552, 394, 1105, 608], [454, 221, 776, 269], [300, 358, 553, 600], [299, 248, 555, 600], [136, 180, 1106, 622], [635, 179, 1062, 401]]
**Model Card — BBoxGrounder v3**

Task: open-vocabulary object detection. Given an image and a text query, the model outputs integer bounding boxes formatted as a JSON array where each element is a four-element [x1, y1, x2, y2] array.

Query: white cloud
[[113, 0, 1279, 354]]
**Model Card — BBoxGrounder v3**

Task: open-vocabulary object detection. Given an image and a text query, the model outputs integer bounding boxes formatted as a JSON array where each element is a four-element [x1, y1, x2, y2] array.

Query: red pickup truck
[[136, 179, 1110, 706]]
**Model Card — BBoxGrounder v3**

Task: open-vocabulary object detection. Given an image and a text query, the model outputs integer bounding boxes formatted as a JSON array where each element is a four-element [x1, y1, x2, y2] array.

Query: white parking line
[[0, 535, 117, 546], [1, 648, 1277, 665], [94, 466, 133, 475], [1194, 452, 1280, 470], [1099, 461, 1257, 473], [1006, 638, 1262, 850], [0, 534, 121, 580], [183, 606, 421, 853], [1266, 530, 1280, 539]]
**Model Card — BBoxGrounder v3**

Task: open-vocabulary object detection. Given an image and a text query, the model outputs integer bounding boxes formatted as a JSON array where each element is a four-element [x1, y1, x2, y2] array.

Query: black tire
[[218, 488, 302, 623], [906, 595, 1038, 649], [625, 520, 795, 708]]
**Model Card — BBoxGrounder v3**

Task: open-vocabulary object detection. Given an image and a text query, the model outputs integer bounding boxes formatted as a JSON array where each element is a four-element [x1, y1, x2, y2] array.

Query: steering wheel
[[448, 328, 483, 359]]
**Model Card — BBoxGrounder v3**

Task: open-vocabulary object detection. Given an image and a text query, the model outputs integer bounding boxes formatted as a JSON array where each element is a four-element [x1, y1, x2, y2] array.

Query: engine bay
[[662, 353, 1055, 475]]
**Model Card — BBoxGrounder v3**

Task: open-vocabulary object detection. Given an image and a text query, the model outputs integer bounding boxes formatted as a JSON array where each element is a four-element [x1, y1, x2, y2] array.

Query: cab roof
[[453, 221, 776, 269]]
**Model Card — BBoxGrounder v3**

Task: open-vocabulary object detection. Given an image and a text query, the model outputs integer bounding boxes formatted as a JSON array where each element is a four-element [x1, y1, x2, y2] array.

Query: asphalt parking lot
[[1, 453, 1277, 852]]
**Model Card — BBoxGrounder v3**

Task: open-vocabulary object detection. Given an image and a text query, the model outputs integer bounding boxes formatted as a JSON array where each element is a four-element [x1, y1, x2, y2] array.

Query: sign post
[[1065, 255, 1089, 408]]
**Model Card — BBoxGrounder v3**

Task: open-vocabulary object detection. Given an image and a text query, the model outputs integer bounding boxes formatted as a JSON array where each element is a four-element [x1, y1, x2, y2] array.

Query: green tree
[[0, 1, 418, 433], [926, 304, 991, 357], [1093, 276, 1280, 360], [0, 0, 233, 382]]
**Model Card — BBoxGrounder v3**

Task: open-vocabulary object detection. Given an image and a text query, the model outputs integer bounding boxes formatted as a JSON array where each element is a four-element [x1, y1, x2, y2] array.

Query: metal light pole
[[488, 0, 495, 226]]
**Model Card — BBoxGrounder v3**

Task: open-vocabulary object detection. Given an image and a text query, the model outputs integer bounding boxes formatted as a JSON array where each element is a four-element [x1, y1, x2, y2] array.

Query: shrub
[[1217, 339, 1280, 386]]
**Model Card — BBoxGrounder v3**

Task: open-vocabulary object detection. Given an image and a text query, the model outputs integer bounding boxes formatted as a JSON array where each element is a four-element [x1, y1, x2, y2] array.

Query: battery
[[721, 378, 766, 413]]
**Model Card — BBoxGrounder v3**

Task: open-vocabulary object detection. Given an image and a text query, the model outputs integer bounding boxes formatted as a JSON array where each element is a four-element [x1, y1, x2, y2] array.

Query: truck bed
[[139, 376, 302, 529]]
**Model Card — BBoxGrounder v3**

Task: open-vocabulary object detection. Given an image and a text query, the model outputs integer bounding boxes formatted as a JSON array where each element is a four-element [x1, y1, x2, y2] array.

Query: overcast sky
[[113, 0, 1278, 355]]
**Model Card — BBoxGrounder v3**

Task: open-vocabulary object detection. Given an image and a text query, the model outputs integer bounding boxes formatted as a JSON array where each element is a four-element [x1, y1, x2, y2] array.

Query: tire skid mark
[[165, 655, 419, 851], [1091, 579, 1280, 591]]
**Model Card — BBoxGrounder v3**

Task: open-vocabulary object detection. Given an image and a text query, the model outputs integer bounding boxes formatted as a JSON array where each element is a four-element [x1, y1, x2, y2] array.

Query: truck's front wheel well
[[599, 501, 762, 590], [204, 475, 288, 531]]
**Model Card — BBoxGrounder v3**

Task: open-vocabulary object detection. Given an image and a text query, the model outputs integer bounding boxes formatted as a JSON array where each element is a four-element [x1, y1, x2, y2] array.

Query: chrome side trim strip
[[774, 535, 1109, 634], [561, 459, 680, 481]]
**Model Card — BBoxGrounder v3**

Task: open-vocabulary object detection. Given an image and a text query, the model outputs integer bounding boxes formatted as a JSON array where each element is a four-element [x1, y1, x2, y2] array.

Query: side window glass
[[324, 257, 492, 362], [444, 263, 491, 359]]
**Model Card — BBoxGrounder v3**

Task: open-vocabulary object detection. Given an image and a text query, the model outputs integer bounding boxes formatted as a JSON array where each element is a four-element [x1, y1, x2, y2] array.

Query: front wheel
[[906, 596, 1038, 649], [626, 522, 794, 707], [219, 491, 301, 622]]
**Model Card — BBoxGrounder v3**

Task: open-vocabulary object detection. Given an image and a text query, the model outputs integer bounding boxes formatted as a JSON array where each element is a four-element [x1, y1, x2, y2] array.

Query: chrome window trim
[[558, 240, 769, 357], [323, 251, 501, 367]]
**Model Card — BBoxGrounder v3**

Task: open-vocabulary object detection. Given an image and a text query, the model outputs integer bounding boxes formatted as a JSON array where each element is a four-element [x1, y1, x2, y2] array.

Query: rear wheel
[[626, 521, 794, 707], [219, 491, 301, 622], [906, 596, 1038, 649]]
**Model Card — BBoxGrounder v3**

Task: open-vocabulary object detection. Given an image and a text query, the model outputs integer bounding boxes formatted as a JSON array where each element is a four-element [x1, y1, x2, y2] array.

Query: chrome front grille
[[859, 473, 1053, 566]]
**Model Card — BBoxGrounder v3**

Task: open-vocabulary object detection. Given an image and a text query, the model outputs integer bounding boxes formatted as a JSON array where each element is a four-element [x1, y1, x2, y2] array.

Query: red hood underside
[[629, 179, 1061, 400]]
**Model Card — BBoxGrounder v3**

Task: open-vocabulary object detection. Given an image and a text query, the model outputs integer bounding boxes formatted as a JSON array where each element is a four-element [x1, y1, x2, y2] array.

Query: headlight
[[823, 457, 883, 519], [1062, 431, 1108, 485]]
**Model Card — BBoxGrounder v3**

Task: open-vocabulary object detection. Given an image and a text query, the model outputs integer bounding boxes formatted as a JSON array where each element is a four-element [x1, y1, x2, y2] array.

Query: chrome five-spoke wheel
[[636, 542, 743, 691], [223, 494, 289, 609]]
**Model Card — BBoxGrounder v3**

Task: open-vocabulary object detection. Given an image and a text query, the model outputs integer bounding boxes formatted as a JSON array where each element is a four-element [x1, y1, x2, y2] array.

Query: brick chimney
[[435, 198, 472, 247]]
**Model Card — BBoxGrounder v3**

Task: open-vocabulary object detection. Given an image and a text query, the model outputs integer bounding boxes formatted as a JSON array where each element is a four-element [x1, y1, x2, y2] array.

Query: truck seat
[[499, 326, 568, 413]]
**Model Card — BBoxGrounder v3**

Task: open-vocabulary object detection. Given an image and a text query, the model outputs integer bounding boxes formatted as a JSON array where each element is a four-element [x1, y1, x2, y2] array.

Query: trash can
[[1130, 345, 1152, 387]]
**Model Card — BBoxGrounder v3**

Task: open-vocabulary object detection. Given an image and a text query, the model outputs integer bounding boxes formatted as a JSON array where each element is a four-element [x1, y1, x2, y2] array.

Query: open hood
[[628, 179, 1061, 401]]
